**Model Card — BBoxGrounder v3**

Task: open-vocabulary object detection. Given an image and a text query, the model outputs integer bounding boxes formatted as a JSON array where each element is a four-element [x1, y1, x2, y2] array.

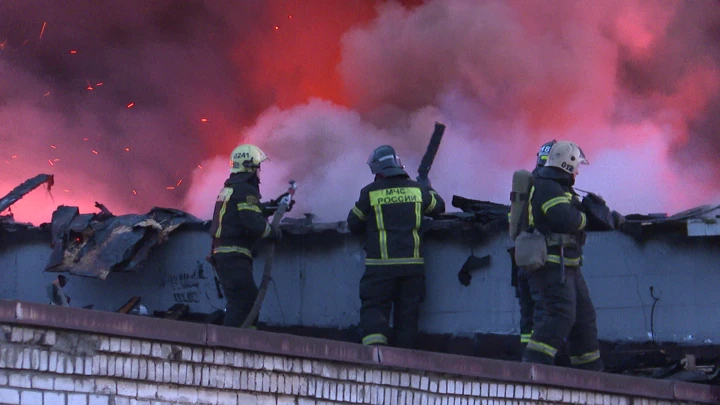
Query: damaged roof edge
[[5, 195, 717, 238], [1, 300, 718, 403]]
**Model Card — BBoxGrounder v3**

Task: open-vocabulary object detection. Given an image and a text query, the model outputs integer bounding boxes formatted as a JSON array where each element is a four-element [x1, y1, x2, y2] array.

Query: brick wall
[[0, 301, 718, 405]]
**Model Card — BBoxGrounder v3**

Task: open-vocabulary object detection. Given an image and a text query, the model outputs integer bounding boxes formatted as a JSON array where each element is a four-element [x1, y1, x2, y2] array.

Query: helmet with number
[[230, 144, 268, 173], [536, 140, 557, 168], [367, 145, 406, 177], [545, 141, 589, 176]]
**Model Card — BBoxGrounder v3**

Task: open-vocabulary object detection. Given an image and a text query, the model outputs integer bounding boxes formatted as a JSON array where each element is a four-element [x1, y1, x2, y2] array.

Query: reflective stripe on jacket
[[347, 174, 445, 265], [210, 172, 271, 257], [528, 172, 586, 263]]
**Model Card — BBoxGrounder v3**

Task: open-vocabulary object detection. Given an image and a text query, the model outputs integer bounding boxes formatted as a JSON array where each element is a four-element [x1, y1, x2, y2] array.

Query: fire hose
[[240, 180, 297, 329]]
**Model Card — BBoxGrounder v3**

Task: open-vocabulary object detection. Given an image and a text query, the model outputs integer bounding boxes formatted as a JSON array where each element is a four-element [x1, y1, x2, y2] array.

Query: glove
[[581, 193, 607, 211], [272, 193, 296, 212], [583, 192, 606, 205]]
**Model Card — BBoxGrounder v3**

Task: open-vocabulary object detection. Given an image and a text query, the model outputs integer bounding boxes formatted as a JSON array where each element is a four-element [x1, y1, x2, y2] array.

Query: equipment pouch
[[514, 230, 547, 272], [545, 233, 577, 249]]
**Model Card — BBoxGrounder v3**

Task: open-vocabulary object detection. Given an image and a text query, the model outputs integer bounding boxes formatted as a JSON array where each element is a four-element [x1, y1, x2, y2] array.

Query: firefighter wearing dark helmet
[[522, 140, 604, 371], [347, 145, 445, 348], [515, 139, 556, 346], [209, 144, 293, 328]]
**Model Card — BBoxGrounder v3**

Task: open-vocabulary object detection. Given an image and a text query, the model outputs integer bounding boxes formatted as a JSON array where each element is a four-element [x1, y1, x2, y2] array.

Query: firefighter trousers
[[516, 269, 536, 344], [522, 264, 603, 371], [359, 264, 426, 349], [213, 252, 258, 328]]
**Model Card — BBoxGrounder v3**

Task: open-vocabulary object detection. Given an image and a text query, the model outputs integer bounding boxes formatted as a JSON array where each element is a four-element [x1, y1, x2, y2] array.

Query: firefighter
[[521, 140, 605, 371], [209, 144, 292, 328], [347, 145, 445, 348], [515, 140, 556, 346]]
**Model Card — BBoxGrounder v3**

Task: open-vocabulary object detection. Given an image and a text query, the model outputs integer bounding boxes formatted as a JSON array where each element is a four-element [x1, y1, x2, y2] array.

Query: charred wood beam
[[94, 202, 114, 220], [116, 297, 141, 314], [0, 174, 54, 214]]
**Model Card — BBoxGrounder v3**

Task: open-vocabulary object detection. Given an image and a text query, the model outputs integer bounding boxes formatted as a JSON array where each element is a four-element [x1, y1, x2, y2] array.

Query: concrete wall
[[1, 302, 718, 405], [1, 224, 720, 344]]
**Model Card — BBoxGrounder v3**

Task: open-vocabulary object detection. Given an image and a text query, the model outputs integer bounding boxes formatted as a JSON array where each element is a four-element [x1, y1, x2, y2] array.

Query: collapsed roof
[[44, 204, 204, 279]]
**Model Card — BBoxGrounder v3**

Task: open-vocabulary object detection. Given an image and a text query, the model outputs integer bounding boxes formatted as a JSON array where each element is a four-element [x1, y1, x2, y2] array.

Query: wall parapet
[[1, 300, 718, 405]]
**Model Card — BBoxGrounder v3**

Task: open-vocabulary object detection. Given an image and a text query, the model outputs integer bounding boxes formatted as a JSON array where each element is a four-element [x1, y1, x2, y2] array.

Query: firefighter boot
[[522, 347, 555, 365]]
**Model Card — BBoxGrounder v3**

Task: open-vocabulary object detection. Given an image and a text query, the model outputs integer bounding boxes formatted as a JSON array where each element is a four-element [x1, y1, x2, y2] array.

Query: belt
[[213, 246, 252, 258], [547, 254, 582, 266], [365, 257, 424, 266]]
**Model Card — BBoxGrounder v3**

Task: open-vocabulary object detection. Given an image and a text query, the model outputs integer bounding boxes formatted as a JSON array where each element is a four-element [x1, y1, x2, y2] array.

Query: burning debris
[[44, 204, 203, 279]]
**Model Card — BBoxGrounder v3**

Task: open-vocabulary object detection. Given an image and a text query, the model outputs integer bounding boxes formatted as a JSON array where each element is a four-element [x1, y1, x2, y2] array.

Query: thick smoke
[[2, 1, 719, 224], [188, 0, 720, 221]]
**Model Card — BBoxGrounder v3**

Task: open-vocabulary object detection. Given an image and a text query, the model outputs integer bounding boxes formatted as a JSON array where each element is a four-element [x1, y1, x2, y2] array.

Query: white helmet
[[545, 141, 588, 175], [230, 144, 269, 173]]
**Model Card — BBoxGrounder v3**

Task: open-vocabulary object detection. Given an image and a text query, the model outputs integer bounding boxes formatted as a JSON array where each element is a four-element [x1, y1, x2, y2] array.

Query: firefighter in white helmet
[[520, 140, 607, 370], [510, 140, 557, 348], [208, 144, 294, 328]]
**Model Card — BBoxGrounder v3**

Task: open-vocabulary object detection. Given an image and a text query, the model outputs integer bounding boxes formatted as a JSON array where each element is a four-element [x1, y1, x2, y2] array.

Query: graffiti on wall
[[164, 261, 208, 304]]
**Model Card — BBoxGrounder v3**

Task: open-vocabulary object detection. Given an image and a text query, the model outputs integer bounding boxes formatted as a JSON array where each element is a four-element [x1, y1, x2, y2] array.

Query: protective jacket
[[529, 167, 587, 265], [347, 173, 445, 266], [210, 172, 271, 258]]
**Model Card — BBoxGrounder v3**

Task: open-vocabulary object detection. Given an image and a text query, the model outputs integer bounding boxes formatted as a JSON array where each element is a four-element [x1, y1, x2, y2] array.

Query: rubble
[[44, 205, 203, 279]]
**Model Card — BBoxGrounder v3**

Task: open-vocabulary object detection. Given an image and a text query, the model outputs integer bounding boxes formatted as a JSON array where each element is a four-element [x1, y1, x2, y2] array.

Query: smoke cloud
[[1, 0, 719, 225]]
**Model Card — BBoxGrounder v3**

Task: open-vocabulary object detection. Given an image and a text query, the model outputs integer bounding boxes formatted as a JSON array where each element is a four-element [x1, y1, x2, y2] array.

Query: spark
[[69, 50, 77, 54], [197, 164, 204, 169], [289, 15, 293, 19], [11, 155, 18, 159], [274, 26, 279, 30], [91, 150, 98, 155], [200, 118, 208, 122], [0, 40, 6, 50], [39, 22, 47, 40], [86, 80, 93, 91], [47, 160, 54, 166], [176, 179, 183, 187], [50, 145, 56, 149], [63, 189, 70, 193], [132, 190, 138, 195], [124, 147, 130, 152], [166, 186, 175, 190], [53, 158, 60, 162], [96, 82, 103, 86], [126, 102, 134, 108], [43, 92, 51, 97], [83, 138, 89, 141]]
